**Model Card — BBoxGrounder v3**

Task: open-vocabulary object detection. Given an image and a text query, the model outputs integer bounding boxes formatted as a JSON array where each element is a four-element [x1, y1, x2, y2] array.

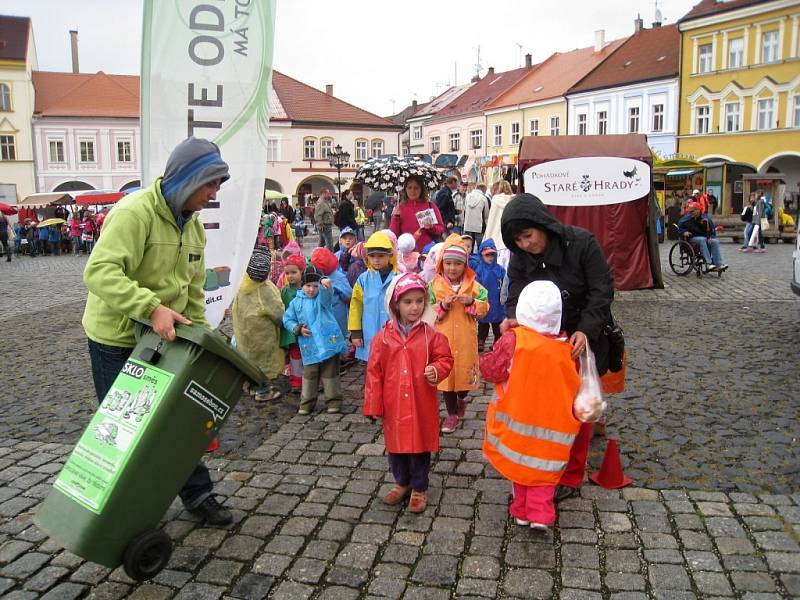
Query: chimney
[[69, 30, 79, 73], [525, 53, 532, 68], [325, 84, 333, 96], [634, 14, 644, 33], [487, 66, 495, 75], [653, 6, 663, 27], [471, 74, 480, 83], [412, 100, 418, 110], [594, 29, 605, 52]]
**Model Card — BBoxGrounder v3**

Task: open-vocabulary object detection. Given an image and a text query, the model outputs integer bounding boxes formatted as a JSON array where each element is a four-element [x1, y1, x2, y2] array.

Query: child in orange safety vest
[[480, 280, 581, 531]]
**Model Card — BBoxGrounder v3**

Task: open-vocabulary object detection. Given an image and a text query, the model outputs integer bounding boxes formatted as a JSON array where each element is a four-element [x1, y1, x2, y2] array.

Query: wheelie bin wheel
[[123, 529, 172, 581]]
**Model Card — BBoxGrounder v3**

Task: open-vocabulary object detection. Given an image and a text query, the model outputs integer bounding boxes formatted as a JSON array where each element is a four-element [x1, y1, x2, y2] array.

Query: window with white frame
[[550, 116, 560, 136], [577, 113, 587, 135], [794, 95, 800, 127], [728, 37, 744, 68], [303, 138, 316, 160], [761, 30, 779, 63], [695, 105, 710, 134], [320, 138, 333, 159], [266, 138, 279, 161], [529, 119, 539, 136], [652, 104, 664, 132], [493, 124, 502, 146], [430, 136, 440, 153], [697, 43, 713, 73], [371, 139, 384, 158], [0, 135, 15, 160], [80, 140, 95, 162], [628, 106, 640, 133], [470, 129, 482, 149], [597, 111, 608, 135], [725, 102, 741, 132], [412, 125, 422, 141], [355, 139, 367, 161], [117, 140, 132, 162], [48, 140, 65, 163], [0, 83, 10, 111], [510, 122, 521, 144], [449, 132, 460, 152], [757, 98, 774, 129]]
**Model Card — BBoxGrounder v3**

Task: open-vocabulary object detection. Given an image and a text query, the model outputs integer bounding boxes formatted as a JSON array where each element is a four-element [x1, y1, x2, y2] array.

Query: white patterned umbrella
[[355, 156, 445, 193]]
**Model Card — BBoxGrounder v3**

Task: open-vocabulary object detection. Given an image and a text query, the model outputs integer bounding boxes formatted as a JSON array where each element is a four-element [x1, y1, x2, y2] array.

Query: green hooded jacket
[[82, 178, 209, 347]]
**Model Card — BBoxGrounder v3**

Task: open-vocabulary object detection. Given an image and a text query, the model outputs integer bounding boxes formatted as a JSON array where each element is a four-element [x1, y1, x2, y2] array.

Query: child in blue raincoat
[[474, 239, 506, 352], [347, 231, 397, 362], [283, 266, 348, 415], [311, 247, 352, 351]]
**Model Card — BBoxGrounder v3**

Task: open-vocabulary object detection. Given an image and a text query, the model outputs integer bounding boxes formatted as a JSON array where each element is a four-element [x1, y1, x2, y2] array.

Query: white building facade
[[33, 116, 141, 193], [567, 78, 680, 157]]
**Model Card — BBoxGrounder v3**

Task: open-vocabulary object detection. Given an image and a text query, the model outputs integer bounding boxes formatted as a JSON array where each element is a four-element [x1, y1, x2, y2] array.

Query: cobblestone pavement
[[0, 240, 798, 598]]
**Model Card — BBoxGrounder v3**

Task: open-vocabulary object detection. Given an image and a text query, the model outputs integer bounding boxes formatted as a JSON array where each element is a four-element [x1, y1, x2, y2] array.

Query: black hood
[[500, 193, 565, 255]]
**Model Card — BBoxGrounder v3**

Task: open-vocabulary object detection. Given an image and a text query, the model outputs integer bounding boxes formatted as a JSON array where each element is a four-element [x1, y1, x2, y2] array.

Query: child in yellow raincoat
[[430, 234, 489, 433], [232, 248, 286, 401]]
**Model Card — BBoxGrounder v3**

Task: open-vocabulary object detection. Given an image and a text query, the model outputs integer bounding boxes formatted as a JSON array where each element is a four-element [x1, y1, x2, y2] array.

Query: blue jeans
[[690, 236, 723, 267], [71, 236, 82, 254], [742, 223, 754, 248], [87, 338, 213, 509]]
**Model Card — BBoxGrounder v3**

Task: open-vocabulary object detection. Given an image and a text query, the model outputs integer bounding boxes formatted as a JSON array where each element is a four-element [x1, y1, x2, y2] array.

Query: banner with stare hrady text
[[141, 0, 276, 326]]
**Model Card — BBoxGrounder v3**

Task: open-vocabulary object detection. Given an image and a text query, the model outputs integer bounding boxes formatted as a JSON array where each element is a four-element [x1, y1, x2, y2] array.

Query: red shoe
[[408, 490, 427, 513], [382, 485, 411, 505], [441, 414, 461, 433]]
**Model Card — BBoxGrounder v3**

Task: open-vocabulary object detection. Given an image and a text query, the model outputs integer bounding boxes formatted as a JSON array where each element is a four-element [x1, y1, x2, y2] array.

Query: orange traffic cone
[[588, 439, 632, 489], [205, 437, 219, 453]]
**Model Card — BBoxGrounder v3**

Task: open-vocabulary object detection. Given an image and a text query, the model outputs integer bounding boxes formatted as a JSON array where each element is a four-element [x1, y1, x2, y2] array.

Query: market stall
[[518, 134, 661, 290]]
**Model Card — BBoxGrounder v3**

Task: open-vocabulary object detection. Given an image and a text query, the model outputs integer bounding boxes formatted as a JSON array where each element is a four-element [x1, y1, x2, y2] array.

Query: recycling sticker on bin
[[54, 359, 174, 514]]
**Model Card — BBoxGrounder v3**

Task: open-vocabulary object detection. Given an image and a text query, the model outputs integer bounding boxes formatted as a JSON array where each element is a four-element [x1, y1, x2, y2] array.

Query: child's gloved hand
[[424, 365, 438, 383]]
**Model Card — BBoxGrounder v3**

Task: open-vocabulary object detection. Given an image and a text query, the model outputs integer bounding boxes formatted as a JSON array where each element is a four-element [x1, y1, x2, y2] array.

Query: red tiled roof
[[427, 67, 533, 122], [487, 40, 627, 110], [680, 0, 772, 22], [569, 25, 679, 93], [33, 71, 139, 118], [271, 71, 401, 129], [0, 15, 30, 61]]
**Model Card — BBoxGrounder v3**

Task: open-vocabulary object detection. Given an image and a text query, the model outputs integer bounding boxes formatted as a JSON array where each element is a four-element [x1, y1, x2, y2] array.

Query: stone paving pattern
[[0, 240, 798, 598]]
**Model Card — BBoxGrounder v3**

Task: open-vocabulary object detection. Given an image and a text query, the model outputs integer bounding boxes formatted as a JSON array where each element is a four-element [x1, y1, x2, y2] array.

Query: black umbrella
[[355, 156, 445, 194], [364, 191, 386, 211]]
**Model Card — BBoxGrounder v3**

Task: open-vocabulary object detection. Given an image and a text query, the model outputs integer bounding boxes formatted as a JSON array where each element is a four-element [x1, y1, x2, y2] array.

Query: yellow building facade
[[678, 0, 800, 213], [485, 99, 567, 157]]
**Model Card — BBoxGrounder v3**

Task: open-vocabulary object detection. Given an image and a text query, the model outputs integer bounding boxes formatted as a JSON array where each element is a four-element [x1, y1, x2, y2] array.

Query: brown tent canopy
[[17, 193, 74, 208], [518, 134, 662, 290]]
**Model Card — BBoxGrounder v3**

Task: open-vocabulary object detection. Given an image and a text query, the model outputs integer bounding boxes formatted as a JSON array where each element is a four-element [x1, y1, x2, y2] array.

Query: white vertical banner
[[141, 0, 276, 327]]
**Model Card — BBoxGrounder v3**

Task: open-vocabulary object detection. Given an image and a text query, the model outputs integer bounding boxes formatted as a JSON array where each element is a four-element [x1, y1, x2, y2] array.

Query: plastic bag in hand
[[573, 346, 607, 423]]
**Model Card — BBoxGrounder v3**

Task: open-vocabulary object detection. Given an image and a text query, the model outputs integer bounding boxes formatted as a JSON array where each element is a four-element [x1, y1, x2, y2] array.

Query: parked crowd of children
[[1, 210, 103, 259]]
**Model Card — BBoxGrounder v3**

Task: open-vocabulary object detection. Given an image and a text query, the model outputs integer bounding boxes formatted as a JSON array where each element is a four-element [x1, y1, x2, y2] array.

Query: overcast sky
[[3, 0, 698, 117]]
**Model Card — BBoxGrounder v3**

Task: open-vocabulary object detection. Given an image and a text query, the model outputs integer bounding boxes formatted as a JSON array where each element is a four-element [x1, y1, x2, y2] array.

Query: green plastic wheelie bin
[[35, 321, 265, 581]]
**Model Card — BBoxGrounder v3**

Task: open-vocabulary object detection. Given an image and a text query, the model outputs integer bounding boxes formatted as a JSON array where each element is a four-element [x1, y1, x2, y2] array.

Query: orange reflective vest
[[483, 327, 581, 486]]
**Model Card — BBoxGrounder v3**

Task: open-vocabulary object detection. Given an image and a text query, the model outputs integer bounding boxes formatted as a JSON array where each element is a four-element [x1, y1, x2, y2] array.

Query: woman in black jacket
[[337, 189, 358, 231], [499, 193, 614, 503]]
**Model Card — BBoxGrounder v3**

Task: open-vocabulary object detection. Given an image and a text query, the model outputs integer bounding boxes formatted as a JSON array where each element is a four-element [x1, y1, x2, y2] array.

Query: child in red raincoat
[[363, 273, 453, 513]]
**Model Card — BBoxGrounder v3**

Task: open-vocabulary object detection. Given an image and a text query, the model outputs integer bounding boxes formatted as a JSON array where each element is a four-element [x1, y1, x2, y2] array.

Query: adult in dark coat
[[434, 176, 458, 231], [499, 193, 614, 504], [279, 198, 295, 223], [337, 190, 358, 230]]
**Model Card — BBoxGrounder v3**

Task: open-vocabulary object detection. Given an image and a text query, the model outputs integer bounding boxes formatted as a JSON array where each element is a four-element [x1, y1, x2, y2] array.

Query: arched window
[[320, 137, 334, 159], [370, 138, 384, 158], [0, 84, 10, 111], [303, 137, 317, 160]]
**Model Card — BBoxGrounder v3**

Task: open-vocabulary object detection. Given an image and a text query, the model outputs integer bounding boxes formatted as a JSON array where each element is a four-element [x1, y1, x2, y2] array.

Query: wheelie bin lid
[[134, 320, 267, 385]]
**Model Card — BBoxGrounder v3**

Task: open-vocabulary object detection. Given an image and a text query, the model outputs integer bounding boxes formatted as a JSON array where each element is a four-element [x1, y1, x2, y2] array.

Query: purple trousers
[[387, 452, 431, 491]]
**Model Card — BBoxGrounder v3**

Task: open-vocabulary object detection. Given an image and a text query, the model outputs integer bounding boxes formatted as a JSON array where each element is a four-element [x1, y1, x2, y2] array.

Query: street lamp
[[328, 144, 350, 201]]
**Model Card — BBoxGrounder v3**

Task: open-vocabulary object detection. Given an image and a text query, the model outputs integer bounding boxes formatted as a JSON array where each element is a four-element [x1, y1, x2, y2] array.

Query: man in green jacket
[[82, 137, 232, 525]]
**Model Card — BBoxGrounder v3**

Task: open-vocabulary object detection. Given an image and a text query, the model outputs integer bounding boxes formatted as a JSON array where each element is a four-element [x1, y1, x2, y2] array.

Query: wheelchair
[[668, 226, 726, 278]]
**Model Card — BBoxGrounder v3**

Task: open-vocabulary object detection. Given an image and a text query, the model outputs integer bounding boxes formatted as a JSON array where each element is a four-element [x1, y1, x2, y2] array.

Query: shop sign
[[523, 157, 651, 206]]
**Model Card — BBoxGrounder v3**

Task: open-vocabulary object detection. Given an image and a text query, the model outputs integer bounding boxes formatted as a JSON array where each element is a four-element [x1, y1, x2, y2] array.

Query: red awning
[[75, 192, 124, 206]]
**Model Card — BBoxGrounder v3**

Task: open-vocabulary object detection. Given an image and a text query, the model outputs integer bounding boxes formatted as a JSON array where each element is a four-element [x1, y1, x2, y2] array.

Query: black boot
[[554, 485, 578, 503], [188, 496, 232, 526]]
